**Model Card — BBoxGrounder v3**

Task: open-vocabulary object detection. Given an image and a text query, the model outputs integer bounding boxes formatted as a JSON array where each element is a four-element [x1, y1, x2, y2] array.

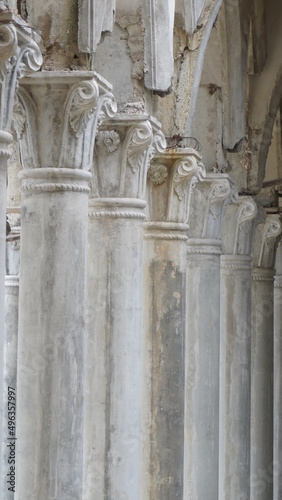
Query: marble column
[[142, 149, 205, 499], [274, 241, 282, 500], [84, 116, 165, 499], [219, 197, 258, 500], [185, 174, 234, 500], [250, 215, 281, 500], [0, 8, 42, 498], [15, 72, 116, 499]]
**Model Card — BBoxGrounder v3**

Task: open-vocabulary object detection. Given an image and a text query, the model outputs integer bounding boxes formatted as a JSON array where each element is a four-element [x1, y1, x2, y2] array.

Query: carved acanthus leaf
[[127, 121, 153, 173], [173, 156, 198, 200], [237, 200, 257, 233], [68, 80, 99, 138], [233, 199, 257, 255], [0, 22, 17, 64], [0, 13, 42, 130], [97, 91, 117, 126], [258, 216, 282, 268], [147, 161, 168, 185], [208, 179, 230, 219], [12, 96, 25, 139]]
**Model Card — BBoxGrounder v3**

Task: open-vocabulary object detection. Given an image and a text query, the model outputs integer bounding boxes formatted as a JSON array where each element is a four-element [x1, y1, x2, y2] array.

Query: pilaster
[[84, 114, 165, 499], [15, 71, 116, 499], [219, 196, 258, 500], [142, 148, 205, 499], [185, 173, 234, 500]]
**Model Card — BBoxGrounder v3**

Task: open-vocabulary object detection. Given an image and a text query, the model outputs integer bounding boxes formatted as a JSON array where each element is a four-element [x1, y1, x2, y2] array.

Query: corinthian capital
[[188, 174, 234, 241], [15, 71, 116, 170], [146, 148, 205, 224], [222, 197, 258, 256], [0, 8, 42, 131], [91, 114, 165, 201], [253, 215, 282, 269]]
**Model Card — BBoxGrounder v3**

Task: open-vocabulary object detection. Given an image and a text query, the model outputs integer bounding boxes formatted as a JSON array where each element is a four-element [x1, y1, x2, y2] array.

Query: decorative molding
[[187, 238, 222, 255], [96, 130, 120, 154], [0, 10, 42, 131], [89, 210, 145, 220], [252, 274, 274, 282], [21, 183, 91, 194], [221, 261, 252, 271], [144, 233, 188, 241]]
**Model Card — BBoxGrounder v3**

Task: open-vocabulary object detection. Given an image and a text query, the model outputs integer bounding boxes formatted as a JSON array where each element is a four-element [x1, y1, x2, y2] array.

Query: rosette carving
[[147, 161, 168, 185], [96, 130, 120, 153]]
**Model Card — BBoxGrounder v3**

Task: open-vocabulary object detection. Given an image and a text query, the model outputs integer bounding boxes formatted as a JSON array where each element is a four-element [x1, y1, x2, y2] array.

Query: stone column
[[219, 197, 257, 500], [0, 8, 42, 497], [5, 225, 20, 394], [15, 72, 116, 499], [185, 174, 234, 500], [141, 149, 205, 499], [84, 115, 165, 499], [274, 241, 282, 500], [250, 215, 281, 500]]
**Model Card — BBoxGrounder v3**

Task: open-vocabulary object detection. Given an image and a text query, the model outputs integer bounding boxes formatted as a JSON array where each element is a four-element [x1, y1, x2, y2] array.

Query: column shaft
[[274, 274, 282, 500], [185, 242, 221, 499], [250, 270, 274, 500], [16, 168, 91, 499], [144, 227, 187, 499], [219, 255, 252, 500], [84, 202, 144, 499]]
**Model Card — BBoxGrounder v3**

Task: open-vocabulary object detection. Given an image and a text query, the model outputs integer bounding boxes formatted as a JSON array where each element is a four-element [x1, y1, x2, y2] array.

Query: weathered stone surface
[[219, 197, 257, 500], [84, 115, 165, 499]]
